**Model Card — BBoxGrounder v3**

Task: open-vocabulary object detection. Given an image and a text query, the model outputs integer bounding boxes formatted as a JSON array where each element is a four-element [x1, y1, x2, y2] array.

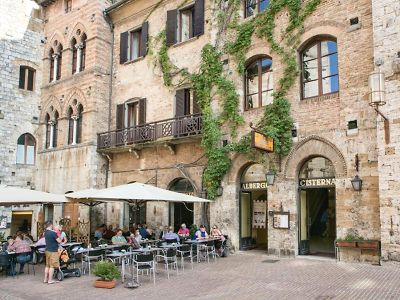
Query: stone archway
[[284, 135, 347, 180]]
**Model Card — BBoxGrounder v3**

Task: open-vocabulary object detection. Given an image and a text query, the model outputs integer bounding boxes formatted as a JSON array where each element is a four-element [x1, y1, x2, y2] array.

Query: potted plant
[[336, 234, 358, 248], [93, 261, 121, 289]]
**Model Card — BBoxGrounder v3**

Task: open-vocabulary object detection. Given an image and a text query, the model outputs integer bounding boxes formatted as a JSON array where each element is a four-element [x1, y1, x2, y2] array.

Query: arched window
[[56, 44, 63, 80], [77, 104, 83, 143], [53, 111, 59, 147], [16, 134, 36, 165], [81, 34, 87, 71], [67, 107, 74, 145], [45, 113, 51, 149], [71, 38, 77, 74], [245, 56, 273, 110], [245, 0, 270, 18], [301, 39, 339, 99], [49, 49, 55, 82]]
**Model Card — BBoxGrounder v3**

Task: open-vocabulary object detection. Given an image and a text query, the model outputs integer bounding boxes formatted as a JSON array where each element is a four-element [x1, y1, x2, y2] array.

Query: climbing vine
[[150, 0, 321, 198]]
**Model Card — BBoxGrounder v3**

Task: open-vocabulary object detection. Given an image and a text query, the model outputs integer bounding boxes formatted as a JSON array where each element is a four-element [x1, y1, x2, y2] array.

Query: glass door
[[240, 192, 252, 249], [299, 189, 310, 254]]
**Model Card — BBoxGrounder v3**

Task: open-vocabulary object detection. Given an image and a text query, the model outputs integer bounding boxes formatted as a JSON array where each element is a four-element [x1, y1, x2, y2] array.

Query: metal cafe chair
[[0, 252, 15, 277], [81, 249, 104, 275], [165, 239, 178, 244], [132, 253, 155, 285], [155, 248, 178, 279], [198, 240, 217, 263], [176, 244, 193, 271]]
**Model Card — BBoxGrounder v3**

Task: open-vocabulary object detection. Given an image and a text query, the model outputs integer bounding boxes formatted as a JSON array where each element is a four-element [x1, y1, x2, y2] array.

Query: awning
[[0, 186, 68, 205], [66, 182, 211, 204]]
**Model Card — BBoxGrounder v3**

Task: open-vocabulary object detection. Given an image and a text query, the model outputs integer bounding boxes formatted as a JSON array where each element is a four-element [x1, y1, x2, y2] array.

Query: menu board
[[252, 200, 267, 228], [273, 212, 290, 229]]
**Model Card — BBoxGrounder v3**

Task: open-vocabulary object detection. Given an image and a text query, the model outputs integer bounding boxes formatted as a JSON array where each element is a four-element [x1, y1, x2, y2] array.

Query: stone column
[[48, 120, 55, 148], [76, 43, 83, 73], [72, 115, 78, 145], [52, 54, 59, 82]]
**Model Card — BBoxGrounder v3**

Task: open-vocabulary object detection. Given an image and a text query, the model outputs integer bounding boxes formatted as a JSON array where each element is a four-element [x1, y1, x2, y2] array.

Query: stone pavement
[[1, 251, 400, 300]]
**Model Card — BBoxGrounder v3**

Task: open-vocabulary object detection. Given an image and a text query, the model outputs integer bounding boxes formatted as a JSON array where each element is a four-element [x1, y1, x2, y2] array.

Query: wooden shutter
[[116, 104, 125, 129], [19, 67, 26, 89], [193, 91, 200, 114], [120, 31, 129, 64], [27, 69, 34, 91], [138, 99, 146, 125], [140, 22, 149, 57], [194, 0, 205, 37], [166, 10, 177, 46], [175, 89, 185, 117]]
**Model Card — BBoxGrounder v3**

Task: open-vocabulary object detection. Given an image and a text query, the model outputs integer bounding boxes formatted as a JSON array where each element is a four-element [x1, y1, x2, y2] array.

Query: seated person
[[2, 236, 13, 252], [94, 226, 103, 240], [196, 225, 209, 240], [122, 227, 131, 238], [177, 223, 190, 238], [138, 224, 148, 239], [128, 233, 141, 249], [22, 233, 33, 245], [159, 225, 169, 240], [103, 225, 115, 240], [7, 234, 31, 274], [111, 229, 127, 245], [163, 226, 180, 243], [34, 233, 46, 263], [210, 225, 225, 241]]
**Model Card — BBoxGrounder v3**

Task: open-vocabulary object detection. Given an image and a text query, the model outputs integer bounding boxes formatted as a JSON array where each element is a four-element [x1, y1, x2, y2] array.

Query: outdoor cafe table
[[184, 238, 221, 262]]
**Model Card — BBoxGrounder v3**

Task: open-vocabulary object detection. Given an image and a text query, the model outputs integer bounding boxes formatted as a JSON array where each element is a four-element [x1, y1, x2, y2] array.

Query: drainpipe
[[103, 11, 114, 225]]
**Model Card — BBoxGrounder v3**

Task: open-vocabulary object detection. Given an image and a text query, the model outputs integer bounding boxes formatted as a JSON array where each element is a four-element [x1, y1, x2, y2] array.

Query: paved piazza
[[0, 251, 399, 300]]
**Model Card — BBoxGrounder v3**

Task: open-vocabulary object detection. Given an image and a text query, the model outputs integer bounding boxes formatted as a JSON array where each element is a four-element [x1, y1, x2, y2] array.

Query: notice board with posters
[[252, 200, 267, 228], [272, 211, 290, 229]]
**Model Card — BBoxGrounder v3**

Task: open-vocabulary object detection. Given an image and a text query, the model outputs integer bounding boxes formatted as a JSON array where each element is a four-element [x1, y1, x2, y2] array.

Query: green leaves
[[93, 261, 121, 281]]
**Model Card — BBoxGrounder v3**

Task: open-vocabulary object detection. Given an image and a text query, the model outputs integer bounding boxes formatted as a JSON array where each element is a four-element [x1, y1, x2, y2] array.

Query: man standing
[[43, 221, 62, 284]]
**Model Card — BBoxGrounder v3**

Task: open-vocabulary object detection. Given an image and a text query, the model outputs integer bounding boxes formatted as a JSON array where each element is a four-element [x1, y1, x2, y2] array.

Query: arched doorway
[[239, 164, 268, 250], [298, 156, 336, 256], [168, 178, 194, 232]]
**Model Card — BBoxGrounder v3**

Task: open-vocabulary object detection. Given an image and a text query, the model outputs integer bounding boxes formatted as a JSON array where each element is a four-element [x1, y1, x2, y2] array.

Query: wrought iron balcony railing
[[97, 114, 202, 150]]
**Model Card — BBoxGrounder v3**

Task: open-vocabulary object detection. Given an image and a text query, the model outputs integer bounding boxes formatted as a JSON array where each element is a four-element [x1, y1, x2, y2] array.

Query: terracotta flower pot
[[336, 241, 356, 247], [357, 241, 378, 249], [94, 279, 116, 289]]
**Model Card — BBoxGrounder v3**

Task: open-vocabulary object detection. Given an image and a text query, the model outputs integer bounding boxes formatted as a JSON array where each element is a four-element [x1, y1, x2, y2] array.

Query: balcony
[[97, 114, 202, 152]]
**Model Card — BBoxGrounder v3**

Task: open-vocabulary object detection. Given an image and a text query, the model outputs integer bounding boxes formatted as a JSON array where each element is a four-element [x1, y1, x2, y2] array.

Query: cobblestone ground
[[0, 251, 399, 300]]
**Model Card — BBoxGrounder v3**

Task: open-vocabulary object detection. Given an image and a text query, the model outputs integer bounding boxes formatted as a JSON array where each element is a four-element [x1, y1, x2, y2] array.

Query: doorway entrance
[[239, 164, 268, 250], [11, 211, 33, 234], [168, 178, 194, 232], [298, 157, 336, 256]]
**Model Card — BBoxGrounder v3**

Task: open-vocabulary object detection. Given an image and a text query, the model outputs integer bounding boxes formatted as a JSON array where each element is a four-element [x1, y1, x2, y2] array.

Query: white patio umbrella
[[66, 182, 211, 203], [0, 185, 68, 205]]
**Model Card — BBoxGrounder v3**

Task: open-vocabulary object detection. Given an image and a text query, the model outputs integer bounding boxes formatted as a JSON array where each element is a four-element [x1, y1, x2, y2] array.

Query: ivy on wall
[[150, 0, 321, 198]]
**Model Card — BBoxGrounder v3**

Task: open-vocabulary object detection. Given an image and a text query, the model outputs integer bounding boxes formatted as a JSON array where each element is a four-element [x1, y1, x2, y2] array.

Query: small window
[[67, 107, 74, 145], [16, 134, 36, 165], [179, 6, 194, 43], [301, 39, 339, 99], [71, 38, 77, 74], [65, 0, 72, 13], [245, 57, 273, 110], [129, 29, 142, 61], [126, 101, 139, 127], [19, 66, 35, 91], [175, 88, 200, 117], [245, 0, 270, 18]]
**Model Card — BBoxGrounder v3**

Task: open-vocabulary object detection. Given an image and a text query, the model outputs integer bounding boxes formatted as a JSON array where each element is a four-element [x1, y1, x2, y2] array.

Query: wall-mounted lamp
[[351, 175, 362, 191], [216, 186, 223, 197], [266, 170, 276, 186], [200, 189, 207, 199], [369, 69, 390, 144]]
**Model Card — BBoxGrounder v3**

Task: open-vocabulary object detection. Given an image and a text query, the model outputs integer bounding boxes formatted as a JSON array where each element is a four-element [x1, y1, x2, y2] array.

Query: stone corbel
[[164, 143, 176, 155], [128, 147, 141, 159]]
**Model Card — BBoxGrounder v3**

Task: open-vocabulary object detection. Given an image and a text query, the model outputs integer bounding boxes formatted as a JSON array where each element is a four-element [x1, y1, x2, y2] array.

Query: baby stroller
[[216, 235, 229, 257], [54, 246, 81, 281]]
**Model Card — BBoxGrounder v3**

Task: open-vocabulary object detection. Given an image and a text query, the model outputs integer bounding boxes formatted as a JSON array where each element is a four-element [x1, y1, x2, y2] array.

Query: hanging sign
[[251, 130, 274, 152], [252, 200, 267, 228], [299, 178, 336, 187]]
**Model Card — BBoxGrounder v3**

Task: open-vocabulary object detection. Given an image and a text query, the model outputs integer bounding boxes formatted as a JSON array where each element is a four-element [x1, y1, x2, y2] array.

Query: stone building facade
[[0, 0, 43, 238], [100, 0, 380, 261], [34, 0, 113, 229], [372, 0, 400, 261]]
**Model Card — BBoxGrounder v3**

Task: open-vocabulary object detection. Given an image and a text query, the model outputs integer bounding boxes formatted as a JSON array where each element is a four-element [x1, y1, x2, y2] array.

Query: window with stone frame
[[244, 0, 270, 18], [81, 34, 86, 71], [119, 23, 148, 64], [65, 0, 72, 13], [19, 66, 35, 91], [67, 107, 74, 145], [71, 38, 78, 74], [165, 0, 204, 46], [244, 56, 273, 110], [301, 39, 339, 99], [45, 111, 59, 149], [49, 49, 55, 82], [16, 133, 36, 165], [67, 103, 83, 145]]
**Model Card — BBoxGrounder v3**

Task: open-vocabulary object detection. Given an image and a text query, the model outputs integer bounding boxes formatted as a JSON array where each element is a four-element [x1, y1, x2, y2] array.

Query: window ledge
[[123, 56, 145, 66], [39, 141, 95, 154], [243, 106, 266, 113], [173, 36, 199, 48], [300, 92, 339, 103], [16, 163, 35, 167]]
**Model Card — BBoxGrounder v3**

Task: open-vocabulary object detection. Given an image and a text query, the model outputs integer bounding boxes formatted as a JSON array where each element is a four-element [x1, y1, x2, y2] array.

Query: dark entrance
[[239, 164, 268, 250], [168, 178, 194, 232], [129, 203, 146, 225], [298, 157, 336, 256]]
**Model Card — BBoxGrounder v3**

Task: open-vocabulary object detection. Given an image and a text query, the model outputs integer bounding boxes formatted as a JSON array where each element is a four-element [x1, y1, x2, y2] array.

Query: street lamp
[[200, 189, 207, 199], [216, 186, 223, 196], [368, 69, 386, 107], [266, 170, 275, 186], [351, 175, 362, 191]]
